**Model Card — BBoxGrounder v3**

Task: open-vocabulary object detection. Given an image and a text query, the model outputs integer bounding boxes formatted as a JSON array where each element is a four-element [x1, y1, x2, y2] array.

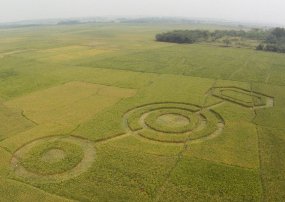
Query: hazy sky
[[1, 0, 285, 25]]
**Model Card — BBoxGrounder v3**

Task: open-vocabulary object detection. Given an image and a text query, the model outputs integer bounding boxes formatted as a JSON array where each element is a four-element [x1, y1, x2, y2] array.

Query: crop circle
[[11, 136, 96, 183], [124, 102, 224, 143]]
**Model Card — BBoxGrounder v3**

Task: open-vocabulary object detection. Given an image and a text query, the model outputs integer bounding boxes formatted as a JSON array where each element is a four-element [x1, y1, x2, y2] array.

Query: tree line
[[256, 28, 285, 53], [156, 30, 210, 44], [156, 28, 285, 53], [156, 29, 267, 43]]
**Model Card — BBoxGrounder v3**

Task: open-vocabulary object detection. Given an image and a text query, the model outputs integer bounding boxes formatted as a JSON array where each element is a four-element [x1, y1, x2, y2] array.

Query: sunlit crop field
[[0, 23, 284, 201]]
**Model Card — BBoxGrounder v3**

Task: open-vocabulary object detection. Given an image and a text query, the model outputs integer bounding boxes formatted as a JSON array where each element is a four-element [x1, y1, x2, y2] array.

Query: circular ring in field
[[144, 108, 199, 134], [11, 136, 96, 183], [124, 102, 224, 144]]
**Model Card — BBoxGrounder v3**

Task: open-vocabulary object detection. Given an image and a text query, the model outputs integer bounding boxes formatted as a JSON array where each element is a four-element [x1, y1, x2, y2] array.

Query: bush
[[256, 44, 264, 50]]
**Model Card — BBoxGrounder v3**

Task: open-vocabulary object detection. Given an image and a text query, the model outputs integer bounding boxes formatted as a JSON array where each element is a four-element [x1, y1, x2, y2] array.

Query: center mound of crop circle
[[11, 136, 96, 183], [157, 114, 190, 127], [144, 109, 198, 134], [41, 149, 66, 163]]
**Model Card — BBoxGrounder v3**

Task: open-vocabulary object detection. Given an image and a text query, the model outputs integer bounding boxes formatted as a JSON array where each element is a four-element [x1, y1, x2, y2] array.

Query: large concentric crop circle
[[124, 102, 224, 143], [11, 136, 96, 183]]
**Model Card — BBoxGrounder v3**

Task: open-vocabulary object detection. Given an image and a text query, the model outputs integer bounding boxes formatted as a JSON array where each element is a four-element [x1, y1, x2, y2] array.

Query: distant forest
[[256, 28, 285, 53], [156, 28, 285, 53]]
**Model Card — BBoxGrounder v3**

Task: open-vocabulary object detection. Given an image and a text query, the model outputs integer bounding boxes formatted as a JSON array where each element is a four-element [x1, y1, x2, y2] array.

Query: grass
[[0, 23, 284, 201]]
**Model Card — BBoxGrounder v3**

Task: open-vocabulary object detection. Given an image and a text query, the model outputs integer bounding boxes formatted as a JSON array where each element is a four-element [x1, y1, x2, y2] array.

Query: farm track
[[0, 145, 12, 154], [190, 156, 257, 171], [265, 72, 271, 84], [204, 101, 225, 110], [203, 79, 221, 109], [229, 53, 253, 80], [250, 82, 266, 202], [153, 139, 190, 201], [21, 110, 39, 126], [0, 49, 37, 58], [94, 133, 131, 144]]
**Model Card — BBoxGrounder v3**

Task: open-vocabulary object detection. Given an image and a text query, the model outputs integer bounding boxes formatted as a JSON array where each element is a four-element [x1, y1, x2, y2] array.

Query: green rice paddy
[[0, 23, 284, 201]]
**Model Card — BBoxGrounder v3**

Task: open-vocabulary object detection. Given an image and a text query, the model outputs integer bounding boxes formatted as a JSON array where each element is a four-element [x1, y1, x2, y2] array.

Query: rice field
[[0, 23, 284, 201]]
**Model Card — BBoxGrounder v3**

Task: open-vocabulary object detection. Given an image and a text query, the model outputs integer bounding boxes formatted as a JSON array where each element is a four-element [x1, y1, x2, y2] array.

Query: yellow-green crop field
[[0, 23, 285, 201]]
